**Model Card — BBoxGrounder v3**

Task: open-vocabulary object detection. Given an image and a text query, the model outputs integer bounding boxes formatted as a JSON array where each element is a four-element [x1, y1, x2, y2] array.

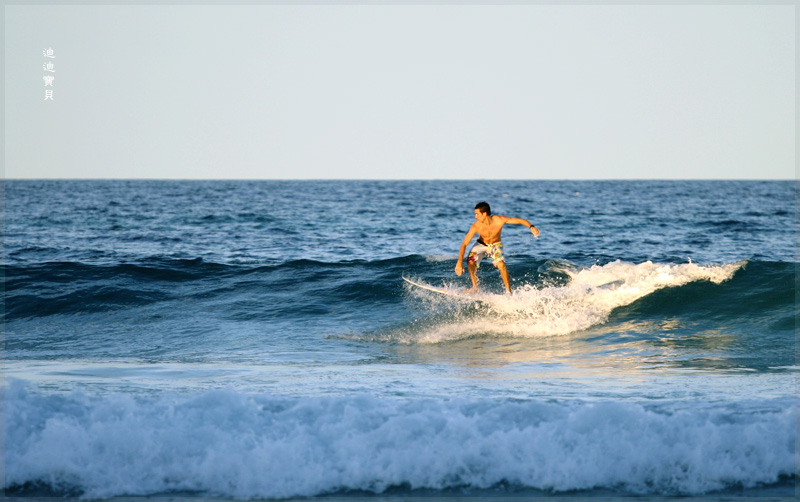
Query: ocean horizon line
[[3, 177, 795, 182]]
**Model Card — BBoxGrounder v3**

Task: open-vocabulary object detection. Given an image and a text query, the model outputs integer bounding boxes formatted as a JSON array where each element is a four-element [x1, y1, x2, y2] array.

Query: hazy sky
[[5, 3, 795, 179]]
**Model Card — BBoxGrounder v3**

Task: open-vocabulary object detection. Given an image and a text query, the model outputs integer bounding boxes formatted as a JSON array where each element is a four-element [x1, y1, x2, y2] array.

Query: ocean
[[3, 179, 796, 498]]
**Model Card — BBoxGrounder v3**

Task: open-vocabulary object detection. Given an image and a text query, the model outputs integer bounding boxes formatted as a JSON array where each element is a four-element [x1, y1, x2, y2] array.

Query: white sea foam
[[6, 380, 793, 498], [405, 261, 744, 343], [424, 254, 457, 262]]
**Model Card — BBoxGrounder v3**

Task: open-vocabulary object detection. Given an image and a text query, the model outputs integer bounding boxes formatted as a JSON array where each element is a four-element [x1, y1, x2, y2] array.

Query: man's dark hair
[[475, 202, 491, 215]]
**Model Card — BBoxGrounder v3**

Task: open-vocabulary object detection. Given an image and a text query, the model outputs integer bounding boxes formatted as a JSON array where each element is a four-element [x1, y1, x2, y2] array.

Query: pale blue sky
[[5, 3, 795, 179]]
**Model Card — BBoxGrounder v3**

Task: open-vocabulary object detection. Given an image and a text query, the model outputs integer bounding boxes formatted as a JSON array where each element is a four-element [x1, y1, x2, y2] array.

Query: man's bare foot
[[463, 287, 479, 294]]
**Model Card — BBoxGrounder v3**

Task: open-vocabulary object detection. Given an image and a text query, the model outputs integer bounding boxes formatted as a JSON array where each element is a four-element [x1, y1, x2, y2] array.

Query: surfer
[[455, 201, 539, 295]]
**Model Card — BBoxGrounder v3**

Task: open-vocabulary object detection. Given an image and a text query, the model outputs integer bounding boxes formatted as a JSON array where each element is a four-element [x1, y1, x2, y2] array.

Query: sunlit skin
[[456, 208, 539, 295]]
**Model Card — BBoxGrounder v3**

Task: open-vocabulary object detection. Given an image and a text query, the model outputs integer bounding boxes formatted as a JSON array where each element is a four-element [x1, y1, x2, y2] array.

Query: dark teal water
[[3, 180, 796, 498]]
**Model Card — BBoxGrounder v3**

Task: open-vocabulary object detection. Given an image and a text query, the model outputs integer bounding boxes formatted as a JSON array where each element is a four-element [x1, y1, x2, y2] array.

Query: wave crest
[[5, 381, 793, 498], [396, 260, 744, 343]]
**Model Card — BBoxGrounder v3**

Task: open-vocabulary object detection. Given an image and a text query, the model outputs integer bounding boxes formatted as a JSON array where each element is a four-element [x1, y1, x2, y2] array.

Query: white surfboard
[[402, 276, 493, 302]]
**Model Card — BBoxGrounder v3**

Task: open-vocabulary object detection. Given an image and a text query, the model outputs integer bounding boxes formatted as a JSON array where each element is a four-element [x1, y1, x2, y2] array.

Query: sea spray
[[401, 260, 744, 343], [6, 381, 794, 498]]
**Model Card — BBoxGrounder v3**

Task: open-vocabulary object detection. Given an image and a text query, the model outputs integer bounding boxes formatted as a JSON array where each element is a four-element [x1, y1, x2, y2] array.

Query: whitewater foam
[[6, 380, 793, 498], [403, 261, 744, 343], [424, 254, 457, 263]]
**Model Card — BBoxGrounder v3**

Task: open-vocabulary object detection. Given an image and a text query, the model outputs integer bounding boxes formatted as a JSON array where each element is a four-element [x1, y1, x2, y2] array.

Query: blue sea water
[[3, 179, 797, 498]]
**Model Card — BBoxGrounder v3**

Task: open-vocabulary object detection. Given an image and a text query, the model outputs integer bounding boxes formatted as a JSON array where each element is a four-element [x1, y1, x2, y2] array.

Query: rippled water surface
[[4, 180, 796, 498]]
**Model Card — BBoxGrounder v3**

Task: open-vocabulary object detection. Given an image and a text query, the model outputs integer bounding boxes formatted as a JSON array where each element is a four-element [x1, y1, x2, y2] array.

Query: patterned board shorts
[[467, 240, 505, 267]]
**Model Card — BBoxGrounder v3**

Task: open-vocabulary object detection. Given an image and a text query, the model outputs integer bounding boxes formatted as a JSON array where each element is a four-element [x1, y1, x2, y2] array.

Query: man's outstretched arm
[[504, 216, 540, 237]]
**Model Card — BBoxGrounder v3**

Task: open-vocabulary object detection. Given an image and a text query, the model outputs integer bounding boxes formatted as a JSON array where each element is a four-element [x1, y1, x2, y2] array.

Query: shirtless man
[[455, 201, 540, 295]]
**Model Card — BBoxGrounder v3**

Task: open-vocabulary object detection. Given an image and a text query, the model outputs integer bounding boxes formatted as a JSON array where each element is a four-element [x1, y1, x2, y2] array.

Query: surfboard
[[402, 276, 491, 302]]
